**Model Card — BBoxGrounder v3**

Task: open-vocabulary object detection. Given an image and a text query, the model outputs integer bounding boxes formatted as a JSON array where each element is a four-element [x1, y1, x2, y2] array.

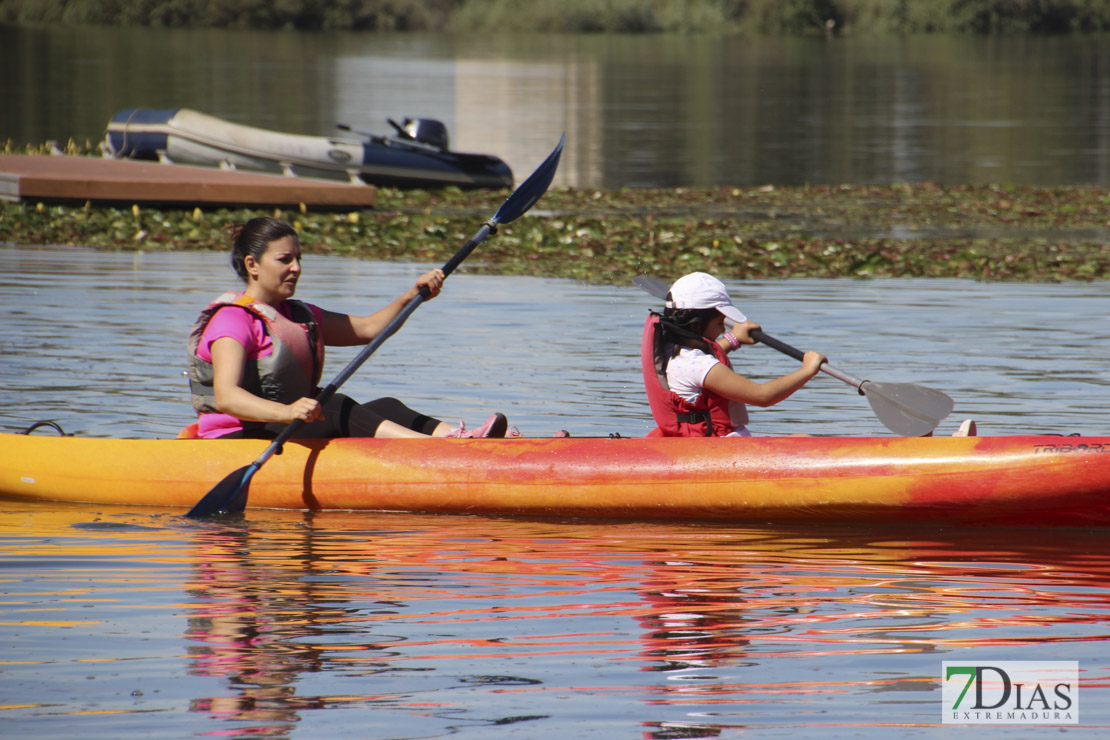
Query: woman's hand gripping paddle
[[632, 276, 954, 437], [185, 134, 566, 518]]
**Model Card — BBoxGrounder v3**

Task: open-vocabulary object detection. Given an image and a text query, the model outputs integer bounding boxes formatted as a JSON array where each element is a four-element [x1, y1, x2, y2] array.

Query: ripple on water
[[2, 504, 1109, 737], [4, 246, 1110, 438]]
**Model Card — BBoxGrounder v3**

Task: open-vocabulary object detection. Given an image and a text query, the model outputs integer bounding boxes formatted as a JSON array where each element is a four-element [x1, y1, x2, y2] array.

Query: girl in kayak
[[187, 216, 508, 440], [641, 272, 825, 437]]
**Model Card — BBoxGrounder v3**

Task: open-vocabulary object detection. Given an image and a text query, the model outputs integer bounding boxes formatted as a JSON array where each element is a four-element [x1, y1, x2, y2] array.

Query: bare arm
[[701, 350, 825, 407], [209, 337, 323, 424], [321, 268, 445, 346]]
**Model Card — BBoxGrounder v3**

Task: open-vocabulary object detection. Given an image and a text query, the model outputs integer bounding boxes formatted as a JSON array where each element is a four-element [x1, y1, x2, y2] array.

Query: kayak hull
[[3, 432, 1110, 525]]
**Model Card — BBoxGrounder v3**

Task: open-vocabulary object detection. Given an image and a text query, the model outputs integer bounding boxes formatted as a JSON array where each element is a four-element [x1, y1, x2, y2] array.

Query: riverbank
[[3, 0, 1109, 34], [3, 172, 1107, 282]]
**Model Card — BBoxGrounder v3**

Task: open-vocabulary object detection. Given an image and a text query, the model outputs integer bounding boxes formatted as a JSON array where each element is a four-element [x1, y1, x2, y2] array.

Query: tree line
[[2, 0, 1109, 33]]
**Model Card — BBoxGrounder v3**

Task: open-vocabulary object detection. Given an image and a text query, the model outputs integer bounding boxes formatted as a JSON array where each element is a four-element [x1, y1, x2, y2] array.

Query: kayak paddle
[[185, 133, 565, 518], [632, 276, 954, 437]]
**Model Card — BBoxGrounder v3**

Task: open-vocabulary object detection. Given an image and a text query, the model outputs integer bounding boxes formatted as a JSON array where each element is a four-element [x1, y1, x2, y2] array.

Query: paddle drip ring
[[21, 421, 69, 436]]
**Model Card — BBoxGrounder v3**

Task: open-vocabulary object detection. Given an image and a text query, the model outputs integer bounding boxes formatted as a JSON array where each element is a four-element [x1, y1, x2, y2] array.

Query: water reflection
[[3, 26, 1108, 187], [107, 508, 1109, 736], [3, 502, 1110, 736], [185, 523, 328, 734]]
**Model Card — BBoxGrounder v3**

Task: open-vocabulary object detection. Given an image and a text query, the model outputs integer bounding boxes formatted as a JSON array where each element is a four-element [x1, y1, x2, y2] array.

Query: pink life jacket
[[640, 311, 738, 437], [187, 292, 324, 416]]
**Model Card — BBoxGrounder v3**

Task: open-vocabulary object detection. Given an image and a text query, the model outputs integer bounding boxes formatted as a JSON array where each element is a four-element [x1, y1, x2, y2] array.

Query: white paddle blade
[[862, 381, 955, 437]]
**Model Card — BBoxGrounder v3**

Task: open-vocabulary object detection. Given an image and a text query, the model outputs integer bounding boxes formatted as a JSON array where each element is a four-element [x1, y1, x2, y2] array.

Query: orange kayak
[[2, 432, 1109, 525]]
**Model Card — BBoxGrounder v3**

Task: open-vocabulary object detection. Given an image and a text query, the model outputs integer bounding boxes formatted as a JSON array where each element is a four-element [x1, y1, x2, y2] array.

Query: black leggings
[[225, 395, 444, 439]]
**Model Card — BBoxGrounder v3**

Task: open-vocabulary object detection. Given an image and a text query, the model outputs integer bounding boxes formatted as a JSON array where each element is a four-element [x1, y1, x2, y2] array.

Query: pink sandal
[[446, 413, 508, 438]]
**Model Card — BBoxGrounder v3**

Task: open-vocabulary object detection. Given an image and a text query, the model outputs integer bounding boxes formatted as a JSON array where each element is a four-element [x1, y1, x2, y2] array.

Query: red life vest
[[640, 311, 737, 437]]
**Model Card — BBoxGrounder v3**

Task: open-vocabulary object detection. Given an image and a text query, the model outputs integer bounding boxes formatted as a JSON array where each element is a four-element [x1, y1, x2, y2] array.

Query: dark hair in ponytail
[[662, 302, 720, 357], [229, 217, 298, 282], [663, 306, 719, 336]]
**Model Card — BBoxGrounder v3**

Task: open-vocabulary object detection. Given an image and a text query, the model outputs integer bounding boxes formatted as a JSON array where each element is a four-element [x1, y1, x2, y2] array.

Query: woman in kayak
[[641, 271, 825, 437], [187, 216, 508, 440]]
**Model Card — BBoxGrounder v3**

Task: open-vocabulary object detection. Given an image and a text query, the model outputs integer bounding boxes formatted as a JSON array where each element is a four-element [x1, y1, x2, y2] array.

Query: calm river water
[[3, 21, 1110, 738], [3, 245, 1110, 736], [2, 26, 1109, 188]]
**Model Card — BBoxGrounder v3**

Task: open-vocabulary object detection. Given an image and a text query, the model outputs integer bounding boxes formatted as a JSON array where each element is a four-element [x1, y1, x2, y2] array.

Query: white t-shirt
[[665, 346, 750, 432]]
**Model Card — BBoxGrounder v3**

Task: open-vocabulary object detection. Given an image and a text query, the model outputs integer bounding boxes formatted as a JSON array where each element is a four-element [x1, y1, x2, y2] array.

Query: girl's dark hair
[[663, 305, 719, 336], [662, 303, 720, 357], [230, 217, 298, 282]]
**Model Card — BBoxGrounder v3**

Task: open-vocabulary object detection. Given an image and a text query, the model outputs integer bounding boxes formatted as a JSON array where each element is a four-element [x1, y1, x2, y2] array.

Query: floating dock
[[0, 153, 376, 209]]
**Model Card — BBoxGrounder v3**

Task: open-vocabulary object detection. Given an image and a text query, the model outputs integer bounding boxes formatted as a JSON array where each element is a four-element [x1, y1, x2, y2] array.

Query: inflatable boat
[[104, 108, 513, 190], [2, 431, 1110, 526]]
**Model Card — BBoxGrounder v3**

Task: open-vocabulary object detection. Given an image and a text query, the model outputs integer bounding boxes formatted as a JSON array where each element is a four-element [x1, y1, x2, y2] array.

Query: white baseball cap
[[668, 272, 747, 324]]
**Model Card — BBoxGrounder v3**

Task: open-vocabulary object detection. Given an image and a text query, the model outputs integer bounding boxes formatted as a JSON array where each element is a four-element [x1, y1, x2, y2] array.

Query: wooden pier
[[0, 154, 376, 209]]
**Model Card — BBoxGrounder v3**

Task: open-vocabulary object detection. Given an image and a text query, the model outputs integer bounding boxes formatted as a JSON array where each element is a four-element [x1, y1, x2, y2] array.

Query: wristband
[[724, 332, 741, 351]]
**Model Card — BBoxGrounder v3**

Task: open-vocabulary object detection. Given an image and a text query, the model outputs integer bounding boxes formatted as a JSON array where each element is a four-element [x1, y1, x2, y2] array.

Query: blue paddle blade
[[185, 464, 254, 518], [493, 133, 564, 226]]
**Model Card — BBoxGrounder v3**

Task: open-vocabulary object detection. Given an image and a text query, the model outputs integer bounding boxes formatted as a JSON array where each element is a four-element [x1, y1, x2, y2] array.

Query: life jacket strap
[[675, 410, 714, 436]]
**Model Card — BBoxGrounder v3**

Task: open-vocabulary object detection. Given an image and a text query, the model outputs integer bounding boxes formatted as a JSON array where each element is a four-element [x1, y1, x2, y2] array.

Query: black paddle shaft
[[631, 275, 954, 435], [253, 134, 566, 466], [318, 221, 494, 403], [186, 134, 565, 518], [749, 329, 803, 362]]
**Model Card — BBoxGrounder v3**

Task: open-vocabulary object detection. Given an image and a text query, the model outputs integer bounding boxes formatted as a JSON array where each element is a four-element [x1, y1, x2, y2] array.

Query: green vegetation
[[3, 0, 1110, 33], [0, 0, 457, 30], [3, 149, 1108, 284]]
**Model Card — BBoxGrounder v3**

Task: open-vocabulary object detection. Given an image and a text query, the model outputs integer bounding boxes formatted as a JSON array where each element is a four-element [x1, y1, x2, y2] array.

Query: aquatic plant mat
[[3, 181, 1107, 282]]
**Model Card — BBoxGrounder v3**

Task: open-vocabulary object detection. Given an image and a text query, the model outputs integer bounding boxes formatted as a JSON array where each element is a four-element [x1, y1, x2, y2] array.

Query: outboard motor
[[403, 117, 449, 151]]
